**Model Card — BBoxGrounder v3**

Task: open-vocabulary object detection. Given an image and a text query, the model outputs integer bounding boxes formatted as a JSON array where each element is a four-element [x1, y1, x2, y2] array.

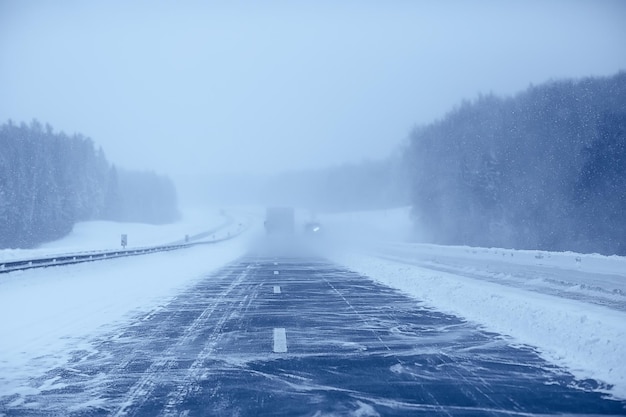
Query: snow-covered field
[[0, 208, 241, 263], [1, 206, 625, 401]]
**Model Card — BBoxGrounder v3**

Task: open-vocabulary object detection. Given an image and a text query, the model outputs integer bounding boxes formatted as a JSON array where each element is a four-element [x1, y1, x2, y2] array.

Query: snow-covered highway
[[2, 251, 625, 416], [1, 209, 625, 415]]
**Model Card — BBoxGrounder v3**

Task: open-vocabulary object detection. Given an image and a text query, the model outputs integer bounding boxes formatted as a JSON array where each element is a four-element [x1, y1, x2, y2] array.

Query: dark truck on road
[[264, 207, 295, 235]]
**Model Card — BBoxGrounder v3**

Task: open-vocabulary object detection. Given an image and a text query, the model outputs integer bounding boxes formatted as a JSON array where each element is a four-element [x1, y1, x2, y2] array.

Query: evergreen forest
[[0, 120, 179, 248], [405, 72, 626, 255]]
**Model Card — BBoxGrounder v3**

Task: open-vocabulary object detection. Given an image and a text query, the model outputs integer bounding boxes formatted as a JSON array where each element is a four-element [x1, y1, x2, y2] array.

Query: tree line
[[404, 72, 626, 255], [0, 120, 179, 248]]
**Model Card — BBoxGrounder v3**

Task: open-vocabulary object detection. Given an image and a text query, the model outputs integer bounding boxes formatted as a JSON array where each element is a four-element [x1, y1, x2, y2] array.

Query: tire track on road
[[112, 265, 251, 417], [158, 271, 262, 416]]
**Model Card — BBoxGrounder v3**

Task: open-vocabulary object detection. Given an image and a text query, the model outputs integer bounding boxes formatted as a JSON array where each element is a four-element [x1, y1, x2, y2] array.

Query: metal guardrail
[[0, 226, 248, 275]]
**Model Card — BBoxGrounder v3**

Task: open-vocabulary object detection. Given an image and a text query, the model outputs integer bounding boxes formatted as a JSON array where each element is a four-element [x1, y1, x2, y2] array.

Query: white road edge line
[[273, 285, 281, 294], [273, 328, 288, 353]]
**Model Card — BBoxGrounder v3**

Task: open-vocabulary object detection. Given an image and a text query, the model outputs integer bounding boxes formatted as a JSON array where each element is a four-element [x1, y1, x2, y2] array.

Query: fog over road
[[2, 249, 625, 416]]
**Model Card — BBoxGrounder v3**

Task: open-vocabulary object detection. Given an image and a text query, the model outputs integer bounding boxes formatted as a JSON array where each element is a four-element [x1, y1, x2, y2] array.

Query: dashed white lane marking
[[273, 286, 281, 294], [274, 271, 279, 275], [273, 328, 288, 353]]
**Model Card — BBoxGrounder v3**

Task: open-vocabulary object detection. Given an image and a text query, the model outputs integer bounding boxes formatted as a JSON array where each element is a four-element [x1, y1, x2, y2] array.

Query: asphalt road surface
[[2, 252, 625, 416]]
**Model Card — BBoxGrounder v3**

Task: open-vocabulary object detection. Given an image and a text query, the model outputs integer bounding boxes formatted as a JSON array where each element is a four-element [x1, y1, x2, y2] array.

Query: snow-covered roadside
[[0, 208, 241, 263], [331, 251, 626, 399], [373, 241, 626, 281], [0, 227, 256, 399]]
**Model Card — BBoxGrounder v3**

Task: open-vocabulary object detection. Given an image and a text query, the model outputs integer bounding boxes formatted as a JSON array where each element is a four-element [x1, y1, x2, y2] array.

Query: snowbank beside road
[[374, 240, 626, 279], [0, 208, 259, 398], [0, 208, 246, 263], [333, 251, 626, 400], [0, 233, 254, 399]]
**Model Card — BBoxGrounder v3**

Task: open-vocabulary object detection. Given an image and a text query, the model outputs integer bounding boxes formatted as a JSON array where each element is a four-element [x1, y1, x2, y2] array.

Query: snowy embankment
[[0, 208, 248, 263], [0, 208, 259, 398], [322, 208, 626, 399]]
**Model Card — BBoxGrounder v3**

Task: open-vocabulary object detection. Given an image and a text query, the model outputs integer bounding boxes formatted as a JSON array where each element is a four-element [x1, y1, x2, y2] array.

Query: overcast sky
[[1, 1, 625, 181]]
